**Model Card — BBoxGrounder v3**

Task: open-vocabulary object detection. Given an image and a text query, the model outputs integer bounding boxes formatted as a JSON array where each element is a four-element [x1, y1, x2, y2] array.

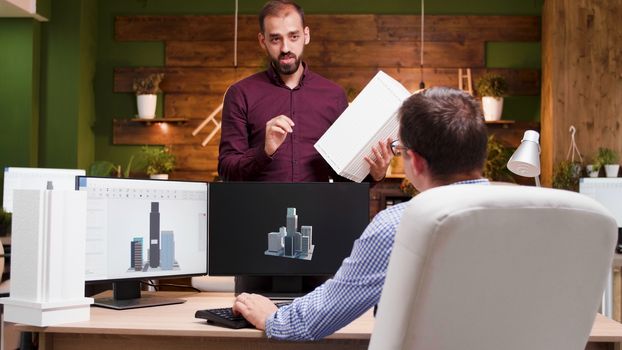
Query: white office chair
[[369, 185, 617, 350]]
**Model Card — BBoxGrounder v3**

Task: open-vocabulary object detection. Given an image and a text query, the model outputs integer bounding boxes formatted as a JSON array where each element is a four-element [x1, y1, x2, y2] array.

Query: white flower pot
[[149, 174, 169, 180], [605, 164, 620, 178], [482, 96, 503, 121], [137, 94, 157, 119], [586, 165, 600, 178]]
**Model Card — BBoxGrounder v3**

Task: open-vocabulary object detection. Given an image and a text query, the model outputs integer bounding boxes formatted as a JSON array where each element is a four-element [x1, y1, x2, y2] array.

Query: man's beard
[[272, 52, 302, 75]]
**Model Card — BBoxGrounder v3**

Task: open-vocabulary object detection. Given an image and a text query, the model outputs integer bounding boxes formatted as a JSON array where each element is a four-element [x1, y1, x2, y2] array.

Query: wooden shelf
[[127, 117, 188, 125]]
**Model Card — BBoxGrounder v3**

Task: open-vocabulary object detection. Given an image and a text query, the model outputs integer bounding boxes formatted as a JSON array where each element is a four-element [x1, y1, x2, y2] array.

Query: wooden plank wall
[[541, 0, 622, 186], [113, 15, 541, 181]]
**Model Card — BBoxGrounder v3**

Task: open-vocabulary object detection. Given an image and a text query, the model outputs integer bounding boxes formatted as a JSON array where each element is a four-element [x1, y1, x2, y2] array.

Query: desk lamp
[[507, 130, 541, 186]]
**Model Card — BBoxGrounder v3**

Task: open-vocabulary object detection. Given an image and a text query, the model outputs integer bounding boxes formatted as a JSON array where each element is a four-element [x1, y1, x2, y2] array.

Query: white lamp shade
[[507, 130, 541, 178]]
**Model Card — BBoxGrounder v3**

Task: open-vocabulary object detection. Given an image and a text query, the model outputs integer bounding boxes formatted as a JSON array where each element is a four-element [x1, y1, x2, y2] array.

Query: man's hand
[[232, 293, 278, 330], [264, 115, 295, 156], [364, 138, 393, 181]]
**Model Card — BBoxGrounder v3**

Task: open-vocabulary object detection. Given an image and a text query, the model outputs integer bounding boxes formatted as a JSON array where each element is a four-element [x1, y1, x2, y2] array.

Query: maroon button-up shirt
[[218, 63, 348, 182]]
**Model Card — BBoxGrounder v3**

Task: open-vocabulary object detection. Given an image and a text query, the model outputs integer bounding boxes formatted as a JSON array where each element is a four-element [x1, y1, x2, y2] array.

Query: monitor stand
[[92, 280, 186, 310], [234, 275, 329, 300]]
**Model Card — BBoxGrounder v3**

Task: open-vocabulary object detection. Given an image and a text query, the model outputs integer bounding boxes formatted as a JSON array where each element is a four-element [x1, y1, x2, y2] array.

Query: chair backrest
[[369, 185, 617, 350]]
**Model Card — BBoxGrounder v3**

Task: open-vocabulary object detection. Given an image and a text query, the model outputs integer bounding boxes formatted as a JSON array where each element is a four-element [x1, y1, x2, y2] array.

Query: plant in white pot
[[594, 147, 620, 178], [475, 73, 508, 122], [133, 73, 164, 119], [142, 146, 176, 180]]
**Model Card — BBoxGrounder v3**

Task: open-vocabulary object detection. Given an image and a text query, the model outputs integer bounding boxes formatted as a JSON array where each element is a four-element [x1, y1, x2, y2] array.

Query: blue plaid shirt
[[265, 178, 490, 340]]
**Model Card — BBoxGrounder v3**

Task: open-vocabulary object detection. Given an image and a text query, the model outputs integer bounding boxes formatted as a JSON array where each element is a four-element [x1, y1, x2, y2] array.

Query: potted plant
[[133, 73, 164, 119], [475, 73, 508, 121], [88, 156, 134, 178], [593, 147, 620, 178], [483, 135, 516, 183], [552, 160, 581, 191], [142, 146, 176, 180]]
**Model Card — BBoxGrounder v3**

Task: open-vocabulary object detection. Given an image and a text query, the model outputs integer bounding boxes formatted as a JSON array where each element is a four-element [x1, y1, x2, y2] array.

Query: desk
[[4, 292, 622, 350]]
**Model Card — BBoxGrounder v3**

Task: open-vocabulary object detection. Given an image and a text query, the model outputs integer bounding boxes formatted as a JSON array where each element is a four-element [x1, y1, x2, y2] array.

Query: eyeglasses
[[390, 140, 408, 157]]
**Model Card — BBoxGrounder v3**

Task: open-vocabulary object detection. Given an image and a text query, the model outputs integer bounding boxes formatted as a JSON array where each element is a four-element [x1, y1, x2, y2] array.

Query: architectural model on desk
[[314, 71, 411, 182], [265, 208, 314, 261], [0, 185, 93, 326]]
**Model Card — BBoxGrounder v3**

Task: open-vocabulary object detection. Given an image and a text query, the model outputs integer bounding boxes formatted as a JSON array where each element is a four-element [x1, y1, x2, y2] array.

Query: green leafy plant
[[142, 146, 176, 176], [552, 160, 581, 192], [0, 208, 11, 236], [483, 135, 515, 183], [475, 73, 508, 98], [88, 156, 135, 178], [593, 147, 619, 171], [132, 73, 164, 95]]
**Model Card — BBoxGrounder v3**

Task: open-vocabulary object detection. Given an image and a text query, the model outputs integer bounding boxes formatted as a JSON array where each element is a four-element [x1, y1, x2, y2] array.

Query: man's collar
[[451, 178, 490, 185]]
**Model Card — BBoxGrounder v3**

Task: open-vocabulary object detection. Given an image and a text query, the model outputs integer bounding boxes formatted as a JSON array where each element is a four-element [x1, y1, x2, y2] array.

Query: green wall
[[0, 19, 41, 196], [39, 0, 97, 169]]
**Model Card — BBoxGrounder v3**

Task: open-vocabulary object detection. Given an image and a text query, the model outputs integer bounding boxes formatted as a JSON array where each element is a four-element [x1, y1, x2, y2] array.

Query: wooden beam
[[115, 67, 540, 96], [166, 40, 485, 68], [113, 119, 220, 145], [377, 15, 540, 42], [116, 15, 539, 42]]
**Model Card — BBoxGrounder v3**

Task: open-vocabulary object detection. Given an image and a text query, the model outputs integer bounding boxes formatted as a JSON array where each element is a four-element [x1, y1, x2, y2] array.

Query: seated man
[[232, 87, 490, 340]]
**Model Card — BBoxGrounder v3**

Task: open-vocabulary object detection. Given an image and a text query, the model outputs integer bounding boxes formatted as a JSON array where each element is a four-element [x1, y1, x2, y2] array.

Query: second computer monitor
[[208, 182, 370, 293]]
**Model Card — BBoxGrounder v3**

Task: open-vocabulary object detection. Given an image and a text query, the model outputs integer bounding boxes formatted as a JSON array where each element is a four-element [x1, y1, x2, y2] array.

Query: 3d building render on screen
[[128, 202, 180, 272], [265, 208, 314, 261]]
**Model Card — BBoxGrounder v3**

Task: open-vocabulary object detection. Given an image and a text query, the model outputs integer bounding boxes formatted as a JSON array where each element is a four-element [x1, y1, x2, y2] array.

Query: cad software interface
[[78, 177, 208, 281], [208, 182, 370, 276], [3, 167, 85, 213]]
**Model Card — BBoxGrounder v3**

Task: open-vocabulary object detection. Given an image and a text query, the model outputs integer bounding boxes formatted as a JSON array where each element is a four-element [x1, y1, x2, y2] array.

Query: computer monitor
[[208, 182, 370, 298], [77, 176, 208, 309], [3, 167, 86, 213]]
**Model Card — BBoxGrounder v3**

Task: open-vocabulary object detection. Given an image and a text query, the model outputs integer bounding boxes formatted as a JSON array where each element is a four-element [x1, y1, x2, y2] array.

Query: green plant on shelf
[[132, 73, 164, 95], [88, 156, 135, 178], [142, 146, 176, 176], [475, 73, 508, 98], [592, 147, 619, 172]]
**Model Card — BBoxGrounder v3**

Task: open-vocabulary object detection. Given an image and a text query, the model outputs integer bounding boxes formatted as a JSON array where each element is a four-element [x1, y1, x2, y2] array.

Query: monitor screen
[[3, 167, 85, 213], [208, 182, 370, 277], [77, 177, 208, 283]]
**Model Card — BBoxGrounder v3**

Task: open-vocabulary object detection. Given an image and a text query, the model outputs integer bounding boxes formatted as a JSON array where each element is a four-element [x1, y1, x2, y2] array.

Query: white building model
[[264, 208, 314, 261]]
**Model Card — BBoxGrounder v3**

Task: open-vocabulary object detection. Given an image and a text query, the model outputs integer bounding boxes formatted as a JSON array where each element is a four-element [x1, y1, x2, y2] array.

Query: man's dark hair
[[399, 87, 487, 182], [259, 0, 305, 33]]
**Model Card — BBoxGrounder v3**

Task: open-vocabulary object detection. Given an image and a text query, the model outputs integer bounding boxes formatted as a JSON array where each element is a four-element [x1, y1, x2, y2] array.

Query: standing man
[[232, 87, 491, 340], [218, 0, 391, 182]]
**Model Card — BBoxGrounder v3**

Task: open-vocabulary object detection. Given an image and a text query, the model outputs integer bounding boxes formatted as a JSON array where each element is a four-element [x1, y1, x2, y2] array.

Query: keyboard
[[195, 302, 291, 329]]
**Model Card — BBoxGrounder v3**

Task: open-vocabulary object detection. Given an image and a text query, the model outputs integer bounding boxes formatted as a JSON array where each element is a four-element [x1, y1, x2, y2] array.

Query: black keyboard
[[195, 307, 251, 329], [195, 302, 291, 329]]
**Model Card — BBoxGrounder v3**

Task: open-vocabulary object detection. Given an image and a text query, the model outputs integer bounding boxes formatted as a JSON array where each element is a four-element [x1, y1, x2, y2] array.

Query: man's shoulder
[[305, 69, 344, 92], [371, 201, 410, 227], [230, 70, 271, 91]]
